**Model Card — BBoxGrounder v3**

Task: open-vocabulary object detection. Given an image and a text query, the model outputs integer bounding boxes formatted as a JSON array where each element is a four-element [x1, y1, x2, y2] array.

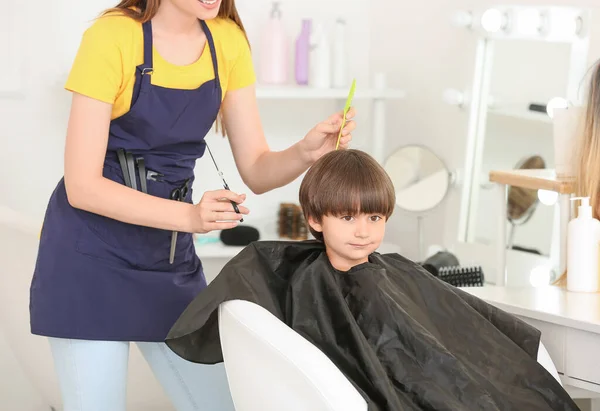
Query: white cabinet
[[463, 285, 600, 402]]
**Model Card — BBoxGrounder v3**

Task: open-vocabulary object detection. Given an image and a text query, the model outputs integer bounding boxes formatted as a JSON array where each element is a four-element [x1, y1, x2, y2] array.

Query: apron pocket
[[80, 209, 171, 251], [75, 211, 195, 271], [76, 223, 168, 270]]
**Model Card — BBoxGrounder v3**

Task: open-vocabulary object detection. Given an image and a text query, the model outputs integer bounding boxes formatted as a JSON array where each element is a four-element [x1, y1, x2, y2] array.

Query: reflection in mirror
[[472, 39, 566, 260], [384, 146, 451, 259], [507, 155, 545, 251]]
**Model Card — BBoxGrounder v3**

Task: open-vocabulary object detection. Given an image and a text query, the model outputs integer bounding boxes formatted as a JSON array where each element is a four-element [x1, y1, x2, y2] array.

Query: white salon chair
[[218, 300, 563, 411], [0, 206, 172, 410], [218, 300, 368, 411]]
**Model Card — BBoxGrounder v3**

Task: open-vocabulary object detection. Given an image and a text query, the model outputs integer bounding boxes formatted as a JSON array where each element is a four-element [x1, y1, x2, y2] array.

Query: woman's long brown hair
[[102, 0, 248, 137], [554, 61, 600, 287]]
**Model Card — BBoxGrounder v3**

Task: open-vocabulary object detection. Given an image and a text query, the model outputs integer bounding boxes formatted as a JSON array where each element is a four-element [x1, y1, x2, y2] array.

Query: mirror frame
[[457, 6, 590, 244]]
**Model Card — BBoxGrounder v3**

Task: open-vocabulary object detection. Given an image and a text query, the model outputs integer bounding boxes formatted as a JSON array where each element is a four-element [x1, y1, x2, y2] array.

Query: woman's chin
[[195, 0, 221, 18]]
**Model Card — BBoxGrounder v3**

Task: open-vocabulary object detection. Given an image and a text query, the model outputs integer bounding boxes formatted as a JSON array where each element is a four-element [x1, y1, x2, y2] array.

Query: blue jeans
[[48, 337, 235, 411]]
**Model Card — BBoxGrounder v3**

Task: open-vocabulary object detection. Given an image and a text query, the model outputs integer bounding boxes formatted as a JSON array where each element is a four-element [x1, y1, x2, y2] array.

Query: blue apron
[[30, 19, 222, 342]]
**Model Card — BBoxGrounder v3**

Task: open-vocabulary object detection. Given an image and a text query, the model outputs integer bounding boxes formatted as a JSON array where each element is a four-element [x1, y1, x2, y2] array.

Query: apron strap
[[200, 20, 220, 85], [141, 20, 154, 70], [131, 20, 154, 103]]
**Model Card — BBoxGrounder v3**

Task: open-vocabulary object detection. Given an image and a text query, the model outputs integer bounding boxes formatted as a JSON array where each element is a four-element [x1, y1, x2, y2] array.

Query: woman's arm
[[64, 93, 246, 233], [222, 84, 355, 195]]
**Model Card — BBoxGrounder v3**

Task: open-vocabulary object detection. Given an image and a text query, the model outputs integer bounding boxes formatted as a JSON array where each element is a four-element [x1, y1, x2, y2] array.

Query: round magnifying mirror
[[507, 155, 545, 249], [383, 145, 451, 212]]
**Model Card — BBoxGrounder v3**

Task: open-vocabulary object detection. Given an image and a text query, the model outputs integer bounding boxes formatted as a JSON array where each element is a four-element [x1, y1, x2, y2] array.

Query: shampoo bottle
[[309, 22, 331, 89], [331, 19, 348, 88], [295, 19, 311, 85], [259, 2, 288, 85], [567, 197, 600, 292]]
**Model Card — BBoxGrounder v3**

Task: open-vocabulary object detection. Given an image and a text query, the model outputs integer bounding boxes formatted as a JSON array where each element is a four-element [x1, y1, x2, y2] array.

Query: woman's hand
[[189, 190, 249, 234], [300, 107, 356, 163]]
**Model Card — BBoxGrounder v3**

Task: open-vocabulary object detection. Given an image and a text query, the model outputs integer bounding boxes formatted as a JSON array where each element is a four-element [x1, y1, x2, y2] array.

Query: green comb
[[336, 79, 356, 150]]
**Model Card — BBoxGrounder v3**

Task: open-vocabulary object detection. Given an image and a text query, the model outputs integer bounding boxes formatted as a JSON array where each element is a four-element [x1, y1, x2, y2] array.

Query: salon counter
[[462, 285, 600, 404]]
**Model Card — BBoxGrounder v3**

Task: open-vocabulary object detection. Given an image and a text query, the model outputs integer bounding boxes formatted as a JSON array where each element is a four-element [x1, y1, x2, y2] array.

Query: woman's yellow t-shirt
[[65, 13, 256, 120]]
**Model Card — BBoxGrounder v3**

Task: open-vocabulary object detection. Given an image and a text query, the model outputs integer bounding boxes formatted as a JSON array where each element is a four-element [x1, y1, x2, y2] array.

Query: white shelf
[[256, 85, 406, 100], [488, 107, 552, 124], [254, 79, 405, 163], [55, 72, 406, 101]]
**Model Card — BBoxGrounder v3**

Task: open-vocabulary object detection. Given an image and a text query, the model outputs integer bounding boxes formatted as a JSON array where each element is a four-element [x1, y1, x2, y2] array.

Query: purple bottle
[[295, 19, 311, 85]]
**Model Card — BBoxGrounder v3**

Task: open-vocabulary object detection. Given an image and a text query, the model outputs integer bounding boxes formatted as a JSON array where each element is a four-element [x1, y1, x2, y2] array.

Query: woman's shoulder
[[206, 17, 248, 47], [83, 10, 141, 43], [206, 17, 243, 33]]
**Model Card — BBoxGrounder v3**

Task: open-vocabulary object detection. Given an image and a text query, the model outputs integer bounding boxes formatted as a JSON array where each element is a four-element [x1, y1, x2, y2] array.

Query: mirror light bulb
[[538, 189, 558, 206], [549, 14, 580, 38], [546, 97, 569, 119], [481, 9, 506, 33], [530, 265, 552, 287]]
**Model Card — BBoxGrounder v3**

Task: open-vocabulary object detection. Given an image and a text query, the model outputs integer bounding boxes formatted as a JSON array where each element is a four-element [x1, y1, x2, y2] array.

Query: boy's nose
[[354, 222, 369, 238]]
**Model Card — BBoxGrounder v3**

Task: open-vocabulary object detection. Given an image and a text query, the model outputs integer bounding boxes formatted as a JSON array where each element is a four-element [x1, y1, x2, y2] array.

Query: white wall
[[369, 0, 478, 259], [0, 330, 46, 411]]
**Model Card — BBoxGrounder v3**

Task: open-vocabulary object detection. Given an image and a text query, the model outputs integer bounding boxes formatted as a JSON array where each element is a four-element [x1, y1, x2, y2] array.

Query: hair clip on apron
[[169, 179, 191, 264]]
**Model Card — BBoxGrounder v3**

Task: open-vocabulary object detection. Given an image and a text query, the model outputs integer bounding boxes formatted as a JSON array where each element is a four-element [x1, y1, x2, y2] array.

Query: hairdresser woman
[[29, 0, 355, 410]]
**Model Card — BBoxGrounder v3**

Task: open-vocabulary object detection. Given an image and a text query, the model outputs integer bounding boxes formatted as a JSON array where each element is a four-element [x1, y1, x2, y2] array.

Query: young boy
[[299, 149, 396, 271], [166, 149, 577, 411]]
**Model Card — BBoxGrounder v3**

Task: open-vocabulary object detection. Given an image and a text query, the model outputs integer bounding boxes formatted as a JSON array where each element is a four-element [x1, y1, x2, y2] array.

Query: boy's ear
[[307, 216, 323, 233]]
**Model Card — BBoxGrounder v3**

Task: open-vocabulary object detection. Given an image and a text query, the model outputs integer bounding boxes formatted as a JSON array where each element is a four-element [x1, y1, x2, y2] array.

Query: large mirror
[[448, 5, 591, 286], [385, 146, 451, 212], [384, 145, 451, 258], [470, 39, 569, 261]]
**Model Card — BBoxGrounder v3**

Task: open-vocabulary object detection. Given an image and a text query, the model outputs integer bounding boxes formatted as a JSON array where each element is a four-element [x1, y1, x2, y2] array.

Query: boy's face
[[308, 213, 386, 271]]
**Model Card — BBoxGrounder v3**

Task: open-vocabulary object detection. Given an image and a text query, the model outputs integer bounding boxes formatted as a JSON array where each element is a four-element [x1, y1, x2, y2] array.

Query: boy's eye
[[341, 216, 354, 221], [370, 215, 382, 222]]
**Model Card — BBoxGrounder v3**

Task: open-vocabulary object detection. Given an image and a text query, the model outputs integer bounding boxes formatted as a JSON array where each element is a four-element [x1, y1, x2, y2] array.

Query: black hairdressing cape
[[165, 241, 578, 411]]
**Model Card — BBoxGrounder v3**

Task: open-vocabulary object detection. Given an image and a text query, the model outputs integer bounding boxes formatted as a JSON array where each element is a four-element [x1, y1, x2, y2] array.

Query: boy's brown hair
[[299, 149, 396, 241]]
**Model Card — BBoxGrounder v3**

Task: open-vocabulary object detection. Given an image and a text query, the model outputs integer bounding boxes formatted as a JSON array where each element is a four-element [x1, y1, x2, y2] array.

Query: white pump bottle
[[567, 197, 600, 292]]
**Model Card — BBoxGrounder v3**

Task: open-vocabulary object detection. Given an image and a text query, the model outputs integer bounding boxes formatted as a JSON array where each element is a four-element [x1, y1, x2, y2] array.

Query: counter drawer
[[520, 317, 565, 374], [565, 328, 600, 385]]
